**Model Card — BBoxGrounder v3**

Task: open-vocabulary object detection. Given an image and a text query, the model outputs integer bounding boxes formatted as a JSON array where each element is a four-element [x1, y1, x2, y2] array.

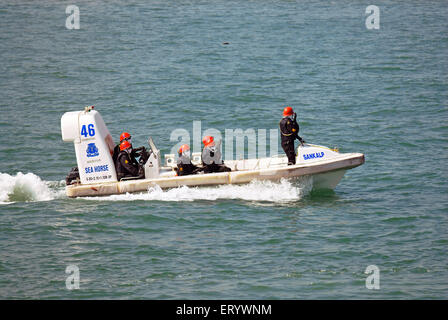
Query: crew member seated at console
[[115, 140, 144, 180], [279, 106, 305, 165], [112, 132, 133, 163], [176, 144, 200, 176], [113, 131, 150, 167], [201, 136, 231, 174]]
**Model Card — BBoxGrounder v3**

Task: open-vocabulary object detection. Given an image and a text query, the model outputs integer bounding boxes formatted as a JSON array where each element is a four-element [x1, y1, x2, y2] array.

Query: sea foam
[[0, 172, 64, 204], [81, 177, 313, 203]]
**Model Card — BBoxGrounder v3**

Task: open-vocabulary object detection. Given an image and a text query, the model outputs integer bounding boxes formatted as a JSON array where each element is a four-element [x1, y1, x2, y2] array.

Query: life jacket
[[115, 150, 140, 180], [279, 116, 299, 142]]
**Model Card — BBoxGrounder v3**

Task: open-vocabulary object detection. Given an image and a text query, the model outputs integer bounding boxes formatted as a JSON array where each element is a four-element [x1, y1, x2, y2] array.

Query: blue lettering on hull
[[94, 165, 109, 172], [303, 151, 325, 160], [85, 164, 109, 174]]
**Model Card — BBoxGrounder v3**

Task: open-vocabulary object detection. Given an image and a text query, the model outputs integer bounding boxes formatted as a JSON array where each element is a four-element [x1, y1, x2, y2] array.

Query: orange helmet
[[119, 132, 131, 142], [120, 140, 132, 151], [202, 136, 215, 147], [178, 144, 190, 155], [283, 106, 293, 116]]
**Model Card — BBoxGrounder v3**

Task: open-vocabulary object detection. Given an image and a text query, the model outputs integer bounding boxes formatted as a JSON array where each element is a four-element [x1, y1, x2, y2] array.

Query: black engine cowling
[[65, 167, 80, 185]]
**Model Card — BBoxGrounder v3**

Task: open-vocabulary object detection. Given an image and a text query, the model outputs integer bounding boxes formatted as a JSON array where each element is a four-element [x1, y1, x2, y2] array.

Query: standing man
[[279, 106, 305, 165]]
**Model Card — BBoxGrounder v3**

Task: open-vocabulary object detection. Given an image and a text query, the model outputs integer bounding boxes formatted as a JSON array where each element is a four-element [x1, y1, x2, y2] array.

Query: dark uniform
[[115, 150, 141, 180], [113, 144, 139, 164], [176, 155, 199, 176], [279, 115, 304, 165], [201, 145, 231, 174], [112, 144, 120, 164]]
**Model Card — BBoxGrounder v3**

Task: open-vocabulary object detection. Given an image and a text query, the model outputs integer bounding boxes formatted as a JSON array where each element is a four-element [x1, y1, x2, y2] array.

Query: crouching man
[[201, 136, 231, 174], [176, 144, 200, 176]]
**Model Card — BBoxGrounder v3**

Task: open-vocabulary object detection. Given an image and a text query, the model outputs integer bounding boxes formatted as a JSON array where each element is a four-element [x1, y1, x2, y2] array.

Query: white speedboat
[[61, 107, 364, 198]]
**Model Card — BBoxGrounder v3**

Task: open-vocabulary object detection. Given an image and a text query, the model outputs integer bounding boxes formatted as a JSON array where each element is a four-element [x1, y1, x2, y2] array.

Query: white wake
[[81, 177, 313, 203], [0, 172, 65, 204]]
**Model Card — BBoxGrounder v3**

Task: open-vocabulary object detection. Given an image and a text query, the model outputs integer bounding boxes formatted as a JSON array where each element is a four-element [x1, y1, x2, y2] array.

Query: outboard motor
[[61, 106, 118, 185], [65, 166, 80, 185]]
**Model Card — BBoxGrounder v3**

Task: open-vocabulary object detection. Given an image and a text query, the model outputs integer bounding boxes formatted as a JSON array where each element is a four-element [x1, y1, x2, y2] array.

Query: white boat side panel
[[66, 152, 364, 197]]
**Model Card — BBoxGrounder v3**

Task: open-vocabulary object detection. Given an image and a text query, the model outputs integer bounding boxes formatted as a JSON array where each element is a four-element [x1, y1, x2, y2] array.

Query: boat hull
[[66, 152, 364, 198]]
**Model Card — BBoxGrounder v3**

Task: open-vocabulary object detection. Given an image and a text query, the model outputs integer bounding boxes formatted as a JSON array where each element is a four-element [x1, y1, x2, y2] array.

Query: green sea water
[[0, 0, 447, 299]]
